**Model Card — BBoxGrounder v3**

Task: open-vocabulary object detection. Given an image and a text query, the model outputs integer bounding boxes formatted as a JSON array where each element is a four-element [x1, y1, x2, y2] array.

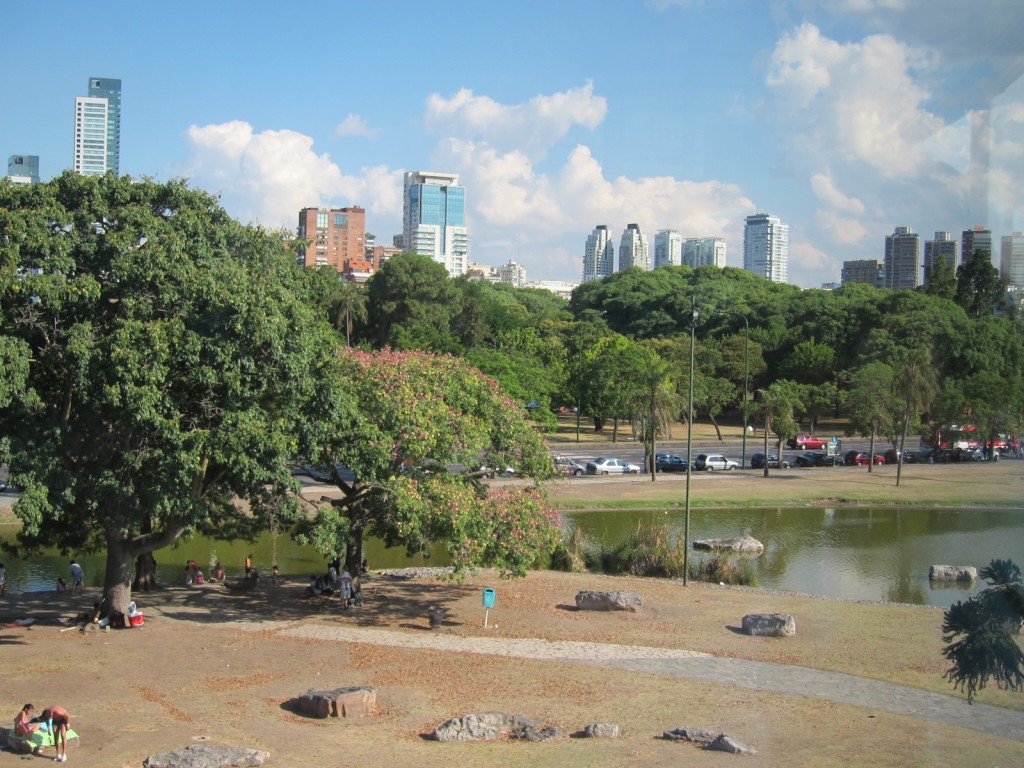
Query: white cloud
[[183, 121, 402, 229], [335, 113, 378, 139], [425, 82, 607, 162], [810, 172, 865, 215]]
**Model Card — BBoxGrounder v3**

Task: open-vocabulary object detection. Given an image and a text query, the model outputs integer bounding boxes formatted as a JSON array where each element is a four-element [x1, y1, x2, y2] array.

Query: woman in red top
[[41, 705, 71, 762]]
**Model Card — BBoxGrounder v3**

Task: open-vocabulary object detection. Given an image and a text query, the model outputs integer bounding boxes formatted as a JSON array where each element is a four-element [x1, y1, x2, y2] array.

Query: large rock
[[709, 734, 757, 754], [430, 712, 541, 742], [742, 613, 796, 637], [583, 723, 621, 738], [693, 535, 764, 553], [929, 565, 978, 582], [575, 590, 644, 612], [293, 686, 377, 718], [663, 726, 715, 744], [144, 744, 270, 768]]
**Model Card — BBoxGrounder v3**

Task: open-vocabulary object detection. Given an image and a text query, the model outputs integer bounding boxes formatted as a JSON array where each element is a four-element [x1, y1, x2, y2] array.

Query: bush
[[688, 553, 758, 586], [604, 522, 687, 578]]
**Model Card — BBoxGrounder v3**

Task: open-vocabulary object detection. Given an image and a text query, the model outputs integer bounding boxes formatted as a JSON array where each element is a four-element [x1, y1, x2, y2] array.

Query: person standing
[[245, 554, 253, 577], [0, 562, 5, 596], [41, 705, 71, 762], [339, 568, 353, 609], [69, 560, 84, 595]]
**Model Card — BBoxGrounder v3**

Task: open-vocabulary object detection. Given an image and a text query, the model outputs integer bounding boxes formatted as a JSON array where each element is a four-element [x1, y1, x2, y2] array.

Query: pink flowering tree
[[295, 348, 559, 578]]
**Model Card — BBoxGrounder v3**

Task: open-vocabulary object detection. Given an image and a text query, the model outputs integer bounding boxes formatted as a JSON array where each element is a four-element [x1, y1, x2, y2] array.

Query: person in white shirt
[[69, 560, 84, 594]]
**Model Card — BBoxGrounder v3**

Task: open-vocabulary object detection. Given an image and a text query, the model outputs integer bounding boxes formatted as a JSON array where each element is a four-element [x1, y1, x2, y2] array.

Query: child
[[56, 577, 67, 593], [272, 564, 280, 587]]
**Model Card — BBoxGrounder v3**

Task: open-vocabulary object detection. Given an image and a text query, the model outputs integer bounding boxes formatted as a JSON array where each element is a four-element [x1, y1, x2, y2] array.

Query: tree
[[753, 382, 801, 477], [842, 362, 898, 472], [294, 348, 560, 578], [942, 559, 1024, 703], [955, 249, 1005, 318], [0, 173, 344, 615], [892, 350, 938, 486], [325, 275, 367, 347]]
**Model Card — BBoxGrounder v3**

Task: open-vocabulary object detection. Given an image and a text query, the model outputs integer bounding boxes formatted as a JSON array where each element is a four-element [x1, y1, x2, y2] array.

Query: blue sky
[[3, 0, 1022, 288]]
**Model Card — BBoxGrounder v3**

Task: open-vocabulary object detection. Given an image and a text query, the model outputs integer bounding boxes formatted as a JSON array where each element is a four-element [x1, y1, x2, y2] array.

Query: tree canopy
[[0, 173, 346, 613]]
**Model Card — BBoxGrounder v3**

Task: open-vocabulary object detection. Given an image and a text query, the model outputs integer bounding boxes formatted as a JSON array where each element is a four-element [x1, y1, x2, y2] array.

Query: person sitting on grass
[[13, 703, 41, 738]]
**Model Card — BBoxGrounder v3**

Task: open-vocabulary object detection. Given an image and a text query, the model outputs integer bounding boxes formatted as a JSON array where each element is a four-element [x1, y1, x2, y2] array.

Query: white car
[[695, 453, 739, 471], [585, 457, 642, 475]]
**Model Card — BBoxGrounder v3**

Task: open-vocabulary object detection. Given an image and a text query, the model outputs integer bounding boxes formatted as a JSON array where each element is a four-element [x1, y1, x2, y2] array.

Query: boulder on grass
[[293, 686, 377, 718], [742, 613, 796, 637], [430, 712, 541, 742], [583, 723, 621, 739], [575, 590, 643, 612], [144, 744, 270, 768]]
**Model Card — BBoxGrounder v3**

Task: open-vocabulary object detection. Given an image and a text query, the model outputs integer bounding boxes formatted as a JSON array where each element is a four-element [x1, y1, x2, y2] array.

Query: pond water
[[1, 505, 1021, 607]]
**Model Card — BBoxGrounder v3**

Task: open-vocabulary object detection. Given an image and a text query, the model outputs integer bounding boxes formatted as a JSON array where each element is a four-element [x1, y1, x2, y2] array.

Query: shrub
[[688, 553, 758, 586]]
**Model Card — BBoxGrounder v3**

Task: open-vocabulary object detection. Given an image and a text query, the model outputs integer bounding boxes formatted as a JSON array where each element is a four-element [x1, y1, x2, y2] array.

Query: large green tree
[[0, 173, 345, 614], [295, 348, 559, 578]]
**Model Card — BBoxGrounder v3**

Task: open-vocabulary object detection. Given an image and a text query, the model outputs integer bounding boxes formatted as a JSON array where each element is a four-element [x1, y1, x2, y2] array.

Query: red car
[[787, 433, 827, 450], [843, 451, 886, 466]]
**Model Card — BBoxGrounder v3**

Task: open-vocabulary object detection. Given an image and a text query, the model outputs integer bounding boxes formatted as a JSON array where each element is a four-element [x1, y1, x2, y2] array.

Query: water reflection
[[564, 506, 1023, 607], [2, 505, 1021, 607]]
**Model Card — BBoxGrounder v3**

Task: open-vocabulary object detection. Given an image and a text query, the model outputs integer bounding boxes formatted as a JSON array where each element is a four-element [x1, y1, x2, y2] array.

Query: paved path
[[263, 623, 1024, 742]]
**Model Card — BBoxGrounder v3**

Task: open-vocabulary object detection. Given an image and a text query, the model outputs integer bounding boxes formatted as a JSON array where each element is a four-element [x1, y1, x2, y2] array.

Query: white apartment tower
[[683, 237, 727, 268], [884, 226, 921, 290], [1001, 232, 1024, 289], [743, 213, 789, 283], [583, 225, 614, 282], [73, 77, 121, 176], [402, 171, 469, 276], [654, 230, 683, 268], [619, 223, 650, 271]]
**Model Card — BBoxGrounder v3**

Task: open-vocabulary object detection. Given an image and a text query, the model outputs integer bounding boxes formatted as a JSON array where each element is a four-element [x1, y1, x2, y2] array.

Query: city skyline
[[2, 1, 1021, 288]]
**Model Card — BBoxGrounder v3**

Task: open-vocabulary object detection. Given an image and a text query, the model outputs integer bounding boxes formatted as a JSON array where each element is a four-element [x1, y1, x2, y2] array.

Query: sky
[[2, 0, 1023, 288]]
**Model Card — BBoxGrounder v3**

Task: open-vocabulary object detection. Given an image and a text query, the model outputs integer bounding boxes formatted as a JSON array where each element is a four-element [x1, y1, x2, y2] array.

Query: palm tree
[[330, 280, 368, 346], [893, 349, 938, 487]]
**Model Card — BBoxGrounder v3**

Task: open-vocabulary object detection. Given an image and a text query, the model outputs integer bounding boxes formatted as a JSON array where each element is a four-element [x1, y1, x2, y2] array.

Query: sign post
[[482, 588, 496, 628]]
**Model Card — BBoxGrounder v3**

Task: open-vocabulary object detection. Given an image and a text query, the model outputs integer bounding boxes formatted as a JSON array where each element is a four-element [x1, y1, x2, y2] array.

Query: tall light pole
[[575, 320, 584, 443], [740, 315, 750, 470], [683, 295, 698, 586]]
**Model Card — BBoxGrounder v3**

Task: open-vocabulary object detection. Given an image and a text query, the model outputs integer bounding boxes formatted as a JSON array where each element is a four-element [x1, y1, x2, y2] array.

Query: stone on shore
[[575, 590, 644, 612], [144, 744, 270, 768], [430, 712, 541, 741], [293, 686, 377, 718], [742, 613, 796, 637], [583, 723, 621, 738], [663, 726, 715, 744], [929, 565, 978, 582], [709, 733, 757, 754], [693, 534, 764, 553]]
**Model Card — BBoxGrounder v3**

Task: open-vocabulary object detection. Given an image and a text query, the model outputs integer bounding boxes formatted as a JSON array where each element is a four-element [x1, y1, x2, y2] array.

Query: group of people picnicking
[[305, 556, 368, 608], [13, 703, 72, 762]]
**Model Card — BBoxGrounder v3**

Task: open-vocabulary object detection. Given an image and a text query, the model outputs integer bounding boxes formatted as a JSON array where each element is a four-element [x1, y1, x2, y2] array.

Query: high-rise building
[[73, 77, 121, 176], [6, 154, 40, 184], [583, 225, 614, 282], [743, 213, 789, 283], [883, 226, 920, 290], [962, 226, 994, 266], [1001, 232, 1024, 289], [497, 259, 527, 288], [841, 259, 884, 288], [654, 230, 682, 268], [402, 171, 468, 276], [296, 206, 366, 271], [683, 237, 727, 268], [924, 232, 958, 284], [619, 223, 649, 271]]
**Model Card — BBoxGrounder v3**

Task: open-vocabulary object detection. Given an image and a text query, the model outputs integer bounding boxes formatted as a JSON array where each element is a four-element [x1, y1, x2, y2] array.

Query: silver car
[[694, 453, 739, 471], [585, 457, 642, 475]]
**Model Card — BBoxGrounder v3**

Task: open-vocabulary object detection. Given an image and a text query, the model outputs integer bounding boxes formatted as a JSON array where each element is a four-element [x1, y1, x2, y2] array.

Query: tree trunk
[[896, 406, 910, 487], [612, 417, 619, 442], [763, 412, 771, 478], [345, 521, 364, 574], [868, 428, 877, 474], [592, 416, 604, 432], [132, 552, 158, 591], [103, 533, 137, 616], [710, 413, 722, 441]]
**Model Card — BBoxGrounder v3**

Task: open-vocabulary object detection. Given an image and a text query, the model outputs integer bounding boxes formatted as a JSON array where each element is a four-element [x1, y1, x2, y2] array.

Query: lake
[[1, 505, 1020, 607]]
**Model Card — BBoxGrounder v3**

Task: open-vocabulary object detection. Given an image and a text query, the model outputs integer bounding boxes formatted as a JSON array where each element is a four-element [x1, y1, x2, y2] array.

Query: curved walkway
[[264, 622, 1024, 742]]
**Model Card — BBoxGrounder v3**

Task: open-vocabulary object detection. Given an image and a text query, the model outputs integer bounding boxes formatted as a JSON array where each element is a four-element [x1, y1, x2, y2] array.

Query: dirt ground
[[2, 461, 1023, 768]]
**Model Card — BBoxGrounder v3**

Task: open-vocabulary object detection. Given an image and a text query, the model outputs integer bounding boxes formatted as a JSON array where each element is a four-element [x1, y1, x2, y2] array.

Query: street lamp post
[[576, 321, 584, 443], [740, 315, 750, 470], [683, 296, 698, 586]]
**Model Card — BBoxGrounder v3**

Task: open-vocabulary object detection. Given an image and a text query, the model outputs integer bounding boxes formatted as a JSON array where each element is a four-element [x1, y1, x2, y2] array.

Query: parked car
[[585, 457, 642, 475], [884, 448, 921, 464], [477, 464, 516, 478], [795, 451, 839, 467], [843, 450, 886, 466], [787, 433, 828, 450], [750, 452, 792, 469], [553, 455, 587, 477], [655, 453, 688, 472], [694, 453, 739, 471]]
